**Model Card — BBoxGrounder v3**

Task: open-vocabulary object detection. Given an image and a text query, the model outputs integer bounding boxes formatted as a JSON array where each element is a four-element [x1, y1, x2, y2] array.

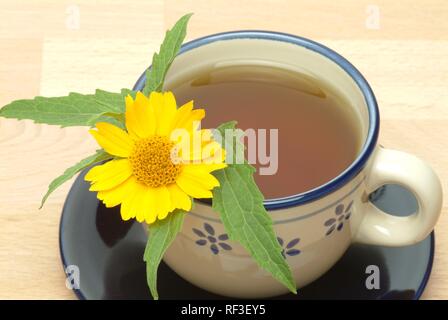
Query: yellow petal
[[134, 187, 156, 223], [153, 186, 172, 220], [97, 176, 139, 208], [171, 100, 193, 130], [127, 187, 158, 224], [120, 182, 146, 221], [149, 91, 177, 136], [175, 130, 221, 163], [180, 141, 224, 163], [125, 92, 156, 139], [188, 162, 227, 173], [86, 159, 133, 191], [179, 109, 205, 132], [180, 166, 221, 189], [84, 159, 128, 182], [89, 122, 134, 157], [176, 174, 213, 199], [168, 184, 192, 212], [141, 188, 158, 224]]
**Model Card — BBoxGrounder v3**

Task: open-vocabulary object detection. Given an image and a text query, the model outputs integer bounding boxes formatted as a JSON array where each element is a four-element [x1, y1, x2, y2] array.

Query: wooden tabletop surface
[[0, 0, 447, 299]]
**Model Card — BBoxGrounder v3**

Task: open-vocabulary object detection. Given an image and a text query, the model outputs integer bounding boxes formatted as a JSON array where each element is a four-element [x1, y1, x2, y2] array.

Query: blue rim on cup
[[133, 30, 380, 210]]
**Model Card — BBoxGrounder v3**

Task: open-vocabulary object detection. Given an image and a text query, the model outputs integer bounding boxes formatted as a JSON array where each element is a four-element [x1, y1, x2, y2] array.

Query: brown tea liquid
[[170, 65, 361, 199]]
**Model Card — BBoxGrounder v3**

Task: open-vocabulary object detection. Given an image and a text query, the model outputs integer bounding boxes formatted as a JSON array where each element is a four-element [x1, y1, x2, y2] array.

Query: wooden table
[[0, 0, 447, 299]]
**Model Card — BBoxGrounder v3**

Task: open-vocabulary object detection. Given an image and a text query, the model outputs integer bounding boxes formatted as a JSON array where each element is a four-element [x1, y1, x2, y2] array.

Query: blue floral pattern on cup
[[324, 200, 354, 236], [193, 223, 232, 255], [277, 237, 301, 258]]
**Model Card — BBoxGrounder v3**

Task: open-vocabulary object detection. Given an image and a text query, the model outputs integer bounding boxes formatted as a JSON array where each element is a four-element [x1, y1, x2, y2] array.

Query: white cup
[[137, 31, 443, 298]]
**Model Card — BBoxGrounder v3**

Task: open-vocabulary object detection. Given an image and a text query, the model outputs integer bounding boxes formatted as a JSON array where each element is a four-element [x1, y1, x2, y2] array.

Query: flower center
[[129, 136, 182, 188]]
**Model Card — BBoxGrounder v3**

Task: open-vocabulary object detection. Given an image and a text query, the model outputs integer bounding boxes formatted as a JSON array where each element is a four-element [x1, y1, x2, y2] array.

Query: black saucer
[[59, 171, 434, 300]]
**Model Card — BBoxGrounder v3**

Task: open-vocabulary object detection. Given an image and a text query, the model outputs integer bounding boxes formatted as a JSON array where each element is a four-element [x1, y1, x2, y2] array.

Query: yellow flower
[[85, 91, 227, 224]]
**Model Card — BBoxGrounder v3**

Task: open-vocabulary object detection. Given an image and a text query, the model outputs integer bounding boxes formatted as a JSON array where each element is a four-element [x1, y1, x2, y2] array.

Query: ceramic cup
[[135, 31, 443, 298]]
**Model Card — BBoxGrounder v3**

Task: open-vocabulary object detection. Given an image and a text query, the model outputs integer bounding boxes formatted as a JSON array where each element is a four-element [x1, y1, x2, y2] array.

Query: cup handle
[[354, 147, 443, 246]]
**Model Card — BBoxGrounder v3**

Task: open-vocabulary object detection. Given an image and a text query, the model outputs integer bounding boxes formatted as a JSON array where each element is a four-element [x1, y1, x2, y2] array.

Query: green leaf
[[0, 89, 133, 127], [144, 210, 186, 300], [214, 121, 245, 164], [40, 150, 112, 208], [212, 122, 297, 294], [216, 120, 238, 132], [142, 13, 193, 95], [98, 114, 126, 129]]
